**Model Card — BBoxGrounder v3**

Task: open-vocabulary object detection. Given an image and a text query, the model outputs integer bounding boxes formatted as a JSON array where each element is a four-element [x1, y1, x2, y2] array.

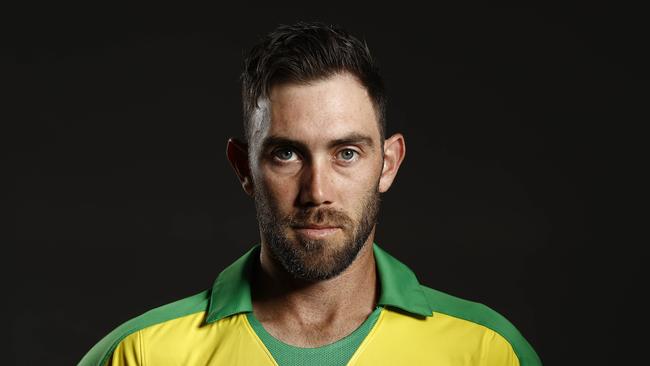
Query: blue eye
[[274, 148, 296, 161], [339, 149, 357, 161]]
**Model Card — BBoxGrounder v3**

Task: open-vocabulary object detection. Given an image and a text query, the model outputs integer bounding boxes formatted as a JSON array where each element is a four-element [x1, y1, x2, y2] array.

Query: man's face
[[248, 73, 384, 281]]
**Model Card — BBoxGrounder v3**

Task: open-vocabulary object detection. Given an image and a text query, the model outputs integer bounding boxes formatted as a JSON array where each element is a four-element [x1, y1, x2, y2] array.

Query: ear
[[378, 133, 406, 193], [226, 137, 254, 196]]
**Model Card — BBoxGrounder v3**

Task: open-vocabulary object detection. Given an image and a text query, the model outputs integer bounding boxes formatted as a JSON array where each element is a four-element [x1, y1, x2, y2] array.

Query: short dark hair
[[241, 21, 386, 144]]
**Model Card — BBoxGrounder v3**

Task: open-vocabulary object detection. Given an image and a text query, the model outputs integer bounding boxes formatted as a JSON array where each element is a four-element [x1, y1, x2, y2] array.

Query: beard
[[254, 182, 381, 282]]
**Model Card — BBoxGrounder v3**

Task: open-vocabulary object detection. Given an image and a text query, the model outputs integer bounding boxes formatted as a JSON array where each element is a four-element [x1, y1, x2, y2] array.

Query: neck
[[251, 233, 378, 330]]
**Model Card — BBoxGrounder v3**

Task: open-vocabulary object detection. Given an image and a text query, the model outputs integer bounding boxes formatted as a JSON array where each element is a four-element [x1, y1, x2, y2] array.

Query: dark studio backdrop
[[4, 2, 644, 365]]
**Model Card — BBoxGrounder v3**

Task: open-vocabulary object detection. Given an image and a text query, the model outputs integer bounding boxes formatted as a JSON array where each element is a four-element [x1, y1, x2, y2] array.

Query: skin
[[226, 72, 406, 347]]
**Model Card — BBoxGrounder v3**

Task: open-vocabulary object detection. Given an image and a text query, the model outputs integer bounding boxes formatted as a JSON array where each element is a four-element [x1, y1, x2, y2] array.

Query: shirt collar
[[205, 243, 433, 324]]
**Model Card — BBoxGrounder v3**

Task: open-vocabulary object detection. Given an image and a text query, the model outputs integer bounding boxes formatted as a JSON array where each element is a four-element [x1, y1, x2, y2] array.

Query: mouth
[[293, 225, 341, 239]]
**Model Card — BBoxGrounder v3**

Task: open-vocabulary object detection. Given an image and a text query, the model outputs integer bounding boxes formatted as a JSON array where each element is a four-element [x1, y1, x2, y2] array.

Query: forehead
[[251, 73, 380, 147]]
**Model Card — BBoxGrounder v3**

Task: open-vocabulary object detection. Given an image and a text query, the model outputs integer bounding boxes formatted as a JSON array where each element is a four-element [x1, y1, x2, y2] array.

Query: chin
[[266, 225, 368, 281]]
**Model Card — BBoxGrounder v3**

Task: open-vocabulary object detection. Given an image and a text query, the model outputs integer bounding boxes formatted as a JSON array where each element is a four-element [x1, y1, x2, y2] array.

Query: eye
[[273, 148, 298, 162], [338, 149, 358, 161]]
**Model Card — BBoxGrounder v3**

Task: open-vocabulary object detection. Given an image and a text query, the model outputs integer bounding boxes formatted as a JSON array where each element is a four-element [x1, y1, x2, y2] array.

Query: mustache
[[285, 208, 353, 229]]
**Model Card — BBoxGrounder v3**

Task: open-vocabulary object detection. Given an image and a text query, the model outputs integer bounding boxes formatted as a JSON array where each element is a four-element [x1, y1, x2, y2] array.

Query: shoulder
[[420, 285, 542, 366], [78, 290, 210, 366]]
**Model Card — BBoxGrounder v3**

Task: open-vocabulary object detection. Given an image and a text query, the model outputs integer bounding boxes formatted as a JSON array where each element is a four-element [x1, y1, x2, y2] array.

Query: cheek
[[257, 166, 299, 205], [339, 167, 380, 208]]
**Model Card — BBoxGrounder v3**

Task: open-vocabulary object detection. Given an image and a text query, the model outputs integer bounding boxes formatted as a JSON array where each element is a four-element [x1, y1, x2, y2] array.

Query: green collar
[[205, 244, 433, 324]]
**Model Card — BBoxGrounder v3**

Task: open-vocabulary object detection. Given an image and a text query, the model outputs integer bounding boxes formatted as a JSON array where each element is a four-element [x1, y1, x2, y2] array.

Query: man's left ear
[[378, 133, 406, 193]]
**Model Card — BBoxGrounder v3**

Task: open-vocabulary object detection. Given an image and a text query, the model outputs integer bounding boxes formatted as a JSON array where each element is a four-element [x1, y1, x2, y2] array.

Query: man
[[80, 22, 541, 365]]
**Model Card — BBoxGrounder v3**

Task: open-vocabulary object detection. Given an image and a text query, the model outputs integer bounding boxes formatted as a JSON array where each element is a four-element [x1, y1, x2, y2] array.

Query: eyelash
[[273, 147, 297, 162], [337, 149, 359, 162], [272, 148, 359, 163]]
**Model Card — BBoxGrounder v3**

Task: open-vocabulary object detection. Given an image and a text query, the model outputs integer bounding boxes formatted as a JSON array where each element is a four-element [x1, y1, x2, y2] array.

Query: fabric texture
[[246, 306, 382, 366], [78, 243, 542, 366]]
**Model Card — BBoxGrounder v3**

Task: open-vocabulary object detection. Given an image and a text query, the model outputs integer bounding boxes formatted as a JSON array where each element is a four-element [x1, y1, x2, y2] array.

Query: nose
[[298, 158, 333, 207]]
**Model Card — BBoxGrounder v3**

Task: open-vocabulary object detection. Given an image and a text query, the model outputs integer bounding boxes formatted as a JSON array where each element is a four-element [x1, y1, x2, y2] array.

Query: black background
[[4, 2, 645, 365]]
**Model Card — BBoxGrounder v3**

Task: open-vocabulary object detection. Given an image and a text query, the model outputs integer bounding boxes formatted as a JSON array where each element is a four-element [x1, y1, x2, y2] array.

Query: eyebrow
[[261, 132, 375, 152]]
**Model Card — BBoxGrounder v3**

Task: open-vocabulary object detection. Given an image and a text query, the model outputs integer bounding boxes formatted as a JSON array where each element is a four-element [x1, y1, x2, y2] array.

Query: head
[[227, 22, 406, 282]]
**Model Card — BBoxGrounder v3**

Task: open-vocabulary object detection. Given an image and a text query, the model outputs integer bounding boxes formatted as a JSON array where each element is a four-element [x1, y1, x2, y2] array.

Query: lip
[[293, 226, 340, 239]]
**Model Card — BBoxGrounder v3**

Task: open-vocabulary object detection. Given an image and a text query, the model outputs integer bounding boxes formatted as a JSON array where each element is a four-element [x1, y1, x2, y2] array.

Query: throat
[[249, 306, 381, 348], [250, 239, 380, 347]]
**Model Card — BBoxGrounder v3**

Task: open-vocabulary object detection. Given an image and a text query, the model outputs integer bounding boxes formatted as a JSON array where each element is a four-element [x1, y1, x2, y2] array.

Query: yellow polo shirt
[[79, 244, 541, 365]]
